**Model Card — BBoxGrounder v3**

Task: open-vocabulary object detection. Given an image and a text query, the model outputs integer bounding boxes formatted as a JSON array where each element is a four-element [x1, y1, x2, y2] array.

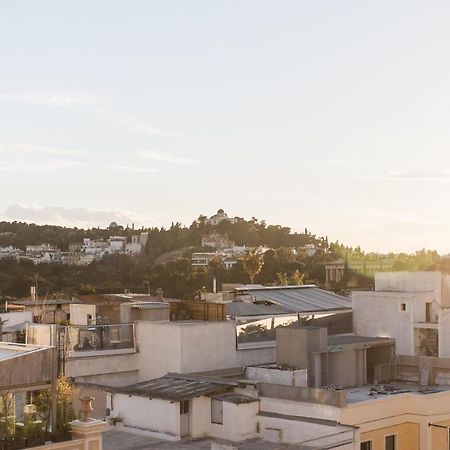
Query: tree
[[243, 249, 264, 284], [290, 270, 305, 285], [275, 272, 289, 286]]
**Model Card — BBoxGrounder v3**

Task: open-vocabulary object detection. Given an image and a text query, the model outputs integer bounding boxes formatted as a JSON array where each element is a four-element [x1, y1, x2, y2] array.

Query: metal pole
[[50, 324, 58, 434]]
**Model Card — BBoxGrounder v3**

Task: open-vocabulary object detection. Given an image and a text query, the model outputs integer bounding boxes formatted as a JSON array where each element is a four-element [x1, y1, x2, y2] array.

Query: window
[[180, 400, 189, 415], [361, 442, 372, 450], [400, 303, 406, 311], [211, 399, 223, 425], [385, 434, 396, 450]]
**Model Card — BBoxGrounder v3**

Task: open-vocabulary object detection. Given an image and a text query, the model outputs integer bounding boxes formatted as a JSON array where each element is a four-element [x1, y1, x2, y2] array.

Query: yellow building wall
[[431, 419, 450, 450], [360, 422, 419, 450]]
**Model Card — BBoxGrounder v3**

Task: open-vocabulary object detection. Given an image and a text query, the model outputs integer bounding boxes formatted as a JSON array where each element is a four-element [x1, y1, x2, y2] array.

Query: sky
[[1, 1, 450, 253]]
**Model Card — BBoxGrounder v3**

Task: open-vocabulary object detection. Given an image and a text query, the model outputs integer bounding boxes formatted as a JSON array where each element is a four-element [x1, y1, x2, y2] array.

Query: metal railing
[[63, 323, 135, 353]]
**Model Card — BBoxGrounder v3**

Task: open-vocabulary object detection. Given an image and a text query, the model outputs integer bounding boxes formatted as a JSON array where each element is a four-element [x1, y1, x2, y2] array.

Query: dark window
[[361, 442, 372, 450], [180, 400, 189, 415], [385, 435, 396, 450], [400, 303, 406, 311]]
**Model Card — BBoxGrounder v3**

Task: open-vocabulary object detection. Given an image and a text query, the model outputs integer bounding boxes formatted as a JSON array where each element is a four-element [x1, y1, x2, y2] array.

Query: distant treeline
[[0, 217, 447, 300]]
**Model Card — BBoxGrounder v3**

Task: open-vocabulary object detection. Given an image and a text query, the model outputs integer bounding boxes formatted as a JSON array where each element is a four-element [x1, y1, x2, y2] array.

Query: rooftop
[[0, 342, 50, 361], [234, 285, 351, 314], [113, 374, 239, 401], [226, 301, 288, 317], [10, 298, 82, 306], [345, 382, 450, 404], [327, 335, 394, 346]]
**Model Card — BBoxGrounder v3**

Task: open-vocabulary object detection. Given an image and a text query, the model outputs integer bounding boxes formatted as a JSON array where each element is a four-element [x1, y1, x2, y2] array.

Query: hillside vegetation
[[0, 216, 446, 300]]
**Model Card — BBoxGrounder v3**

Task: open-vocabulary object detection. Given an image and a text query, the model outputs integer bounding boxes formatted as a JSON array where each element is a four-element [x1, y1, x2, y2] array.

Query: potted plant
[[24, 421, 46, 448], [50, 422, 71, 443], [4, 427, 26, 450]]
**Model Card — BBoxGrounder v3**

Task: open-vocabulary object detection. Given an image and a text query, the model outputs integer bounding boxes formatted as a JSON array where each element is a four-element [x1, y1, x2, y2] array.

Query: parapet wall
[[257, 382, 347, 407]]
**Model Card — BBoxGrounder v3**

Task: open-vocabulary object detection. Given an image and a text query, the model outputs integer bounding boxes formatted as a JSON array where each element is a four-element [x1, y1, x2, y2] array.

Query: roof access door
[[180, 400, 190, 437]]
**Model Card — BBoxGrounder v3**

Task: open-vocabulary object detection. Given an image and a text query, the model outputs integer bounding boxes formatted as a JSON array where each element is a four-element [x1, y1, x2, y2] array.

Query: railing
[[63, 324, 135, 354]]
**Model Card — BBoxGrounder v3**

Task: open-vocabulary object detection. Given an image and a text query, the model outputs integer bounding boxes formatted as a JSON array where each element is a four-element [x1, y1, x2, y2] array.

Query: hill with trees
[[0, 215, 447, 301]]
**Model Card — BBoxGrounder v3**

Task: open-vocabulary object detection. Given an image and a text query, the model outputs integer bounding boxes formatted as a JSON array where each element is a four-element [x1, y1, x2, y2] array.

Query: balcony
[[63, 323, 135, 357]]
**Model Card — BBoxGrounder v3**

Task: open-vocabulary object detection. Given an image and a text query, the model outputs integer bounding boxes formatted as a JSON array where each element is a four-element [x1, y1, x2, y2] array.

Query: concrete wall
[[211, 401, 259, 442], [136, 320, 275, 381], [136, 321, 182, 381], [120, 303, 170, 323], [70, 304, 96, 325], [0, 345, 53, 391], [246, 366, 308, 387], [276, 328, 327, 369], [258, 383, 346, 408], [375, 271, 442, 300], [327, 346, 358, 387], [191, 396, 259, 442], [112, 393, 180, 439], [66, 352, 139, 381], [352, 290, 431, 355]]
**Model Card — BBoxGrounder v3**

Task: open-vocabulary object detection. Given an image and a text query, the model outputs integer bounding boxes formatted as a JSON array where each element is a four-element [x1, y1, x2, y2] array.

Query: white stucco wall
[[69, 304, 96, 325], [112, 393, 180, 439], [438, 309, 450, 357], [352, 290, 432, 355], [136, 321, 182, 381], [193, 397, 259, 442], [375, 272, 442, 302], [136, 320, 275, 381]]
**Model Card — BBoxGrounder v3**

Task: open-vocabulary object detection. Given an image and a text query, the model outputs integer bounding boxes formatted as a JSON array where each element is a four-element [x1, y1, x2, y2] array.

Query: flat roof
[[0, 342, 50, 362], [345, 382, 450, 404], [10, 299, 82, 306], [327, 335, 394, 346], [235, 286, 351, 314], [129, 302, 170, 310]]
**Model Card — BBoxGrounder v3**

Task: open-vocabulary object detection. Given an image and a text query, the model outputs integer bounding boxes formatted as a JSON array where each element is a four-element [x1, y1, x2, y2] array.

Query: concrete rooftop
[[345, 382, 450, 404], [102, 430, 300, 450], [0, 342, 46, 361]]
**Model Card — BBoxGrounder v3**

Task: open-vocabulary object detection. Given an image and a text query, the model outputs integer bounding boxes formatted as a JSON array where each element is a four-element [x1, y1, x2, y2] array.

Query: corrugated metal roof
[[113, 374, 233, 401], [211, 392, 258, 404], [226, 302, 289, 317], [242, 286, 351, 313]]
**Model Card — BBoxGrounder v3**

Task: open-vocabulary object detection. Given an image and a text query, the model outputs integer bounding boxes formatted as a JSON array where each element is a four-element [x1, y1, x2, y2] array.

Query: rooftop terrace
[[345, 381, 450, 404]]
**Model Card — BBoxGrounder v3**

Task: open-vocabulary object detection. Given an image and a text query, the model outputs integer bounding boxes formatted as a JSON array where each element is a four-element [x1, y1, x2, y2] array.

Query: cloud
[[95, 108, 180, 138], [0, 90, 179, 138], [328, 159, 345, 165], [339, 169, 450, 182], [137, 150, 198, 165], [387, 169, 450, 180], [102, 164, 161, 174], [0, 91, 95, 107], [0, 160, 83, 171], [0, 143, 86, 155], [1, 204, 165, 229]]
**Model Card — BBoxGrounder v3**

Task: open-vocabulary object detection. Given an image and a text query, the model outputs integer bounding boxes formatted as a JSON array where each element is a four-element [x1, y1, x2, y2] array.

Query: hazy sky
[[1, 1, 450, 253]]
